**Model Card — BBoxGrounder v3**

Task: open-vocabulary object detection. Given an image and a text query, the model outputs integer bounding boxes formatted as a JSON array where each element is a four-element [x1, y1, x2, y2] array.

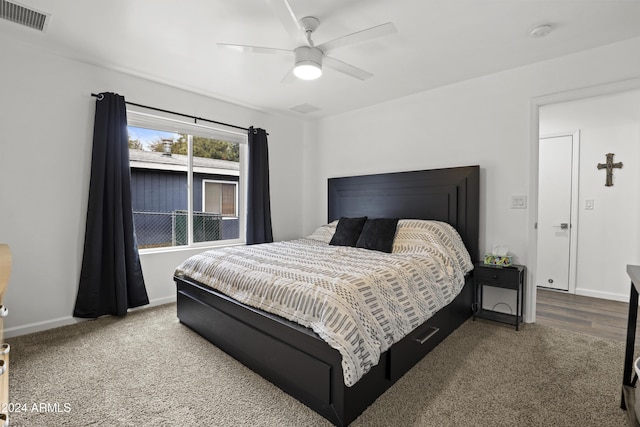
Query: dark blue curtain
[[74, 92, 149, 318], [246, 127, 273, 245]]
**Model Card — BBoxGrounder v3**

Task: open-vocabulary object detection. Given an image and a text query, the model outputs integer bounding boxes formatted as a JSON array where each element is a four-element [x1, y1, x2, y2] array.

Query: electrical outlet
[[511, 195, 527, 209]]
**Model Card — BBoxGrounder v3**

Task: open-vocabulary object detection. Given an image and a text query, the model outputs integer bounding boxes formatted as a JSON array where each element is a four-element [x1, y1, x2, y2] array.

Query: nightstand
[[472, 263, 526, 330]]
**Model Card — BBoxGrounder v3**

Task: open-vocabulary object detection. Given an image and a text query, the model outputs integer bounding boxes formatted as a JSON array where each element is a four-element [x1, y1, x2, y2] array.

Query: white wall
[[304, 37, 640, 319], [0, 39, 306, 337], [4, 34, 640, 336], [540, 90, 640, 300]]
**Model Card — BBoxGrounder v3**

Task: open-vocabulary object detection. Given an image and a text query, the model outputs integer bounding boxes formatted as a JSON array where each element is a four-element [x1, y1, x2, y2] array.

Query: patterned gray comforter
[[175, 220, 472, 386]]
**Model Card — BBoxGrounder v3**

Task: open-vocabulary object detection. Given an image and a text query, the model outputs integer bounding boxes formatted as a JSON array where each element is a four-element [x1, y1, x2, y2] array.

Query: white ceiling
[[3, 0, 640, 118]]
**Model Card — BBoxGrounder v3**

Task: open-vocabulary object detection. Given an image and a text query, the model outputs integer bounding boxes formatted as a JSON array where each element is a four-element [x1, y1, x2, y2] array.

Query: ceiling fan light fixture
[[293, 46, 323, 80], [294, 62, 322, 80]]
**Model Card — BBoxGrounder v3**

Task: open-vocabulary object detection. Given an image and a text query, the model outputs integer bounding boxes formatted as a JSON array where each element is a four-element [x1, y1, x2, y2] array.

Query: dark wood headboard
[[328, 166, 480, 262]]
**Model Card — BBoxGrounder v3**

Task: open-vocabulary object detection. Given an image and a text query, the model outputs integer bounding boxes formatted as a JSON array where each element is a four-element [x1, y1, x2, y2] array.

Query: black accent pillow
[[356, 218, 399, 253], [329, 217, 368, 247]]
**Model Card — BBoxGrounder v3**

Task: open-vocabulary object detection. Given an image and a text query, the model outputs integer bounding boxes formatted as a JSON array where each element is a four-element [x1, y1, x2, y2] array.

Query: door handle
[[553, 223, 569, 230]]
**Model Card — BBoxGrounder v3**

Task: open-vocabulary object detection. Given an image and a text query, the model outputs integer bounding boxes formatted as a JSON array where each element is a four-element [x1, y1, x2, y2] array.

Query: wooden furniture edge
[[0, 244, 11, 425], [621, 265, 640, 426]]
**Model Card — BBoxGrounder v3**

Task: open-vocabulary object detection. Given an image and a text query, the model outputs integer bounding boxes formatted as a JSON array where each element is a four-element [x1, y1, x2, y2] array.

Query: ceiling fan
[[217, 0, 397, 81]]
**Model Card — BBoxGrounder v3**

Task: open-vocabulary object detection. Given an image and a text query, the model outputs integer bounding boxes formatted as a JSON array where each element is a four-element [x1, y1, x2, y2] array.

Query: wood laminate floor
[[536, 287, 639, 344]]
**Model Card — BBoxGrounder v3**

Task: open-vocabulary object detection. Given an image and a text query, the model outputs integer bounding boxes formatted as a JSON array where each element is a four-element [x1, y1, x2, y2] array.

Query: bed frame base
[[176, 275, 472, 426]]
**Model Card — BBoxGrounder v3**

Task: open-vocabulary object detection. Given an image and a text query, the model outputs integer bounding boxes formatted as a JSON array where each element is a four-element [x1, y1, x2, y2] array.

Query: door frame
[[538, 131, 581, 294], [526, 76, 640, 323]]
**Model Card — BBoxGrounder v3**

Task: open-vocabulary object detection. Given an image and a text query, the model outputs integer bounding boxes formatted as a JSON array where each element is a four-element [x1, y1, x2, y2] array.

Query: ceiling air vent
[[289, 103, 321, 114], [0, 0, 50, 31]]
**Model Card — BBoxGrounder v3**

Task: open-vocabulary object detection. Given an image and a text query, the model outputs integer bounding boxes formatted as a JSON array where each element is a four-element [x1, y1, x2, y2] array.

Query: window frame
[[127, 109, 247, 253]]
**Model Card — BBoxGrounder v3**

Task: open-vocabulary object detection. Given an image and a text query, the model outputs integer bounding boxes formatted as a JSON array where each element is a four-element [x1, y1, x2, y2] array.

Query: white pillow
[[393, 219, 473, 275], [305, 220, 338, 243]]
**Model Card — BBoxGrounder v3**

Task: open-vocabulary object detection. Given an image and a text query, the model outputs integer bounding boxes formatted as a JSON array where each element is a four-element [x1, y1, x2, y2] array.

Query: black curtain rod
[[91, 93, 251, 133]]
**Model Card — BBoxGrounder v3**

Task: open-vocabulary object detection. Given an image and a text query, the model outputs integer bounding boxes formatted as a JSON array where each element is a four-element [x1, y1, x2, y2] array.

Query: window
[[127, 110, 246, 250], [203, 180, 237, 216]]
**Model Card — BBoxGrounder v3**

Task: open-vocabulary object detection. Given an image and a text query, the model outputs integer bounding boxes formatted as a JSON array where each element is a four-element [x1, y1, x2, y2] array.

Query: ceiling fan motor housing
[[294, 46, 323, 67], [293, 46, 323, 79]]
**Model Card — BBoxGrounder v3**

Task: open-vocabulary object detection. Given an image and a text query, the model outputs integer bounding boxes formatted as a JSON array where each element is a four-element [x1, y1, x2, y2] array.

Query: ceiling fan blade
[[280, 68, 297, 84], [217, 43, 291, 55], [317, 22, 397, 53], [266, 0, 308, 45], [324, 56, 373, 81]]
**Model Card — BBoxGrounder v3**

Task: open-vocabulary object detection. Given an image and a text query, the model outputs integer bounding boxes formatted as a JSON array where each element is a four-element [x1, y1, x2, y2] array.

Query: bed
[[174, 165, 479, 426]]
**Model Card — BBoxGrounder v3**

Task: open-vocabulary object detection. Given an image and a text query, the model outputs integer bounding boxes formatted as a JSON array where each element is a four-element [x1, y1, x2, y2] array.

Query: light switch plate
[[511, 195, 527, 209], [585, 199, 594, 210]]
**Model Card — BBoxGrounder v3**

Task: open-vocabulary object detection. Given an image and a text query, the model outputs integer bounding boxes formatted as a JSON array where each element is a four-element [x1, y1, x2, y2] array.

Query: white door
[[536, 135, 573, 291]]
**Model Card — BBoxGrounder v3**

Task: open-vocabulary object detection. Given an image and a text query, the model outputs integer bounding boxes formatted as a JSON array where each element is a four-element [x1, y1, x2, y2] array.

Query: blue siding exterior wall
[[131, 168, 239, 246]]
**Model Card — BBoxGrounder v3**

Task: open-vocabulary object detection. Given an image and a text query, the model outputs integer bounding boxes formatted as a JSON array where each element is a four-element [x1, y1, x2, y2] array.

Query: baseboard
[[4, 295, 177, 339], [574, 287, 628, 303], [132, 295, 176, 310], [4, 315, 86, 339]]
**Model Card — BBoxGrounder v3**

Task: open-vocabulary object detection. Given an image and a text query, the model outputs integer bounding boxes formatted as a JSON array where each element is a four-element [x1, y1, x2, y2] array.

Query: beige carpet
[[6, 303, 630, 426]]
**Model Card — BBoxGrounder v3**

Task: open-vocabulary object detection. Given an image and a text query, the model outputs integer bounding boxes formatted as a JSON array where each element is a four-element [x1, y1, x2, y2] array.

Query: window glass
[[191, 136, 240, 243], [128, 121, 243, 250]]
